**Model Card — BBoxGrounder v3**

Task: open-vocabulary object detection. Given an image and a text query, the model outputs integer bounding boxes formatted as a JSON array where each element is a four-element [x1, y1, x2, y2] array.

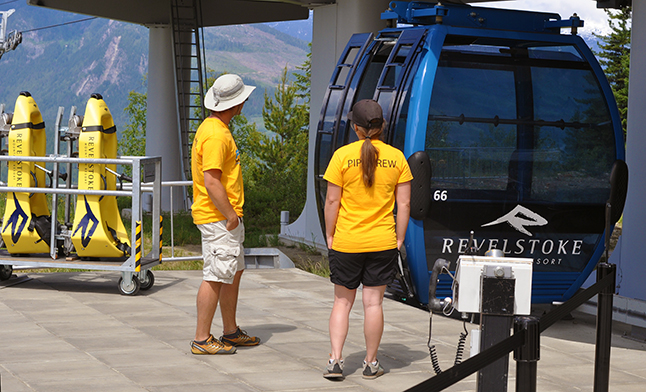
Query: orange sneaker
[[191, 334, 236, 355]]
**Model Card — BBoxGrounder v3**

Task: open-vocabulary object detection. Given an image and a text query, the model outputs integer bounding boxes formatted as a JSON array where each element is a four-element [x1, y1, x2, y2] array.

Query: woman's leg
[[329, 284, 357, 360], [362, 285, 386, 363]]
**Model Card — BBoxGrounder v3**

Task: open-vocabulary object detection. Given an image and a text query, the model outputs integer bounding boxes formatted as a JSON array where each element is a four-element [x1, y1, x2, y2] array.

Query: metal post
[[478, 315, 513, 391], [64, 106, 77, 226], [64, 134, 73, 224], [152, 158, 162, 260], [514, 316, 539, 392], [594, 262, 616, 392], [477, 265, 516, 392], [50, 106, 65, 259], [170, 185, 175, 258], [131, 157, 141, 259]]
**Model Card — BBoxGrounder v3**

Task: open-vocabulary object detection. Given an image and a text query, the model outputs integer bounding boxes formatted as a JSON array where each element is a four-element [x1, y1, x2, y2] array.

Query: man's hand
[[226, 215, 240, 231]]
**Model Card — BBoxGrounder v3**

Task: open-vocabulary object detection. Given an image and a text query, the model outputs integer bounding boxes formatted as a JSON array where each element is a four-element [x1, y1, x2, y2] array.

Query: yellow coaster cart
[[0, 93, 162, 295]]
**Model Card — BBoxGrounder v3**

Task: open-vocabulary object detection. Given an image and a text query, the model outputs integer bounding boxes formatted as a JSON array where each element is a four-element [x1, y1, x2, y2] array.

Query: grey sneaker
[[220, 327, 260, 347], [323, 358, 344, 379], [362, 359, 384, 379]]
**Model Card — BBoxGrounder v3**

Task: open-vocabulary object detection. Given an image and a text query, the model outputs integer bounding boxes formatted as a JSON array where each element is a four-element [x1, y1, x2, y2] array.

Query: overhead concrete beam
[[27, 0, 308, 26]]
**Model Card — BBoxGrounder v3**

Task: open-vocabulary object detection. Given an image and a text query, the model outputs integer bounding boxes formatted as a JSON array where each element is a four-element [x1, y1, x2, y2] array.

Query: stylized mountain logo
[[481, 205, 548, 236], [2, 194, 29, 244], [72, 196, 99, 248]]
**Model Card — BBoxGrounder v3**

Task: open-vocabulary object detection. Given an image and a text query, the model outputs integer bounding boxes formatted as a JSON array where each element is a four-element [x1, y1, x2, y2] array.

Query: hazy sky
[[479, 0, 613, 34]]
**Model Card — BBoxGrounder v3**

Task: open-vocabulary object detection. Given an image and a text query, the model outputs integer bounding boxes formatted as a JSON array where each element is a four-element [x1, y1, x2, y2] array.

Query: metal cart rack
[[0, 105, 162, 295]]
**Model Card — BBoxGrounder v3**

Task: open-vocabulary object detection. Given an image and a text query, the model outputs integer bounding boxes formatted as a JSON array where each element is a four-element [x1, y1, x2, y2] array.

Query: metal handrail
[[0, 154, 162, 266]]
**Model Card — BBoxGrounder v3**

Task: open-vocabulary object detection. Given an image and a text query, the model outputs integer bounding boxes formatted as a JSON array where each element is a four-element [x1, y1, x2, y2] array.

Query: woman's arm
[[395, 181, 412, 250], [324, 183, 342, 249]]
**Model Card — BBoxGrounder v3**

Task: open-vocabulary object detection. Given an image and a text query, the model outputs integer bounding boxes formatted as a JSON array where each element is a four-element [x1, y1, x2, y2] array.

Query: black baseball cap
[[348, 99, 384, 129]]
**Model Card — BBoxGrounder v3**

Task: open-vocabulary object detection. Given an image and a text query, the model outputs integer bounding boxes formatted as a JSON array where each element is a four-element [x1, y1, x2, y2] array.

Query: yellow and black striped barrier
[[159, 215, 163, 262], [135, 220, 142, 272]]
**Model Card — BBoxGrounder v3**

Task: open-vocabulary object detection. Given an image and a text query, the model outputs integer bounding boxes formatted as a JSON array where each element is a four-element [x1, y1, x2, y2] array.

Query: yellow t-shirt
[[324, 140, 413, 253], [191, 117, 244, 224]]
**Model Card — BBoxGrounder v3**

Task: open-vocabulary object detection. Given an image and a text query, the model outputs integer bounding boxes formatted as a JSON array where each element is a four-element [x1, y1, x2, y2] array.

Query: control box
[[452, 255, 533, 315]]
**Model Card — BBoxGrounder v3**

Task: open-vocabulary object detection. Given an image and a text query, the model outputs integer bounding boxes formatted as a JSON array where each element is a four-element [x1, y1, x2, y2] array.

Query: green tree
[[229, 112, 259, 184], [594, 7, 631, 136], [120, 87, 147, 175], [123, 51, 312, 234], [293, 42, 311, 107], [242, 66, 309, 229]]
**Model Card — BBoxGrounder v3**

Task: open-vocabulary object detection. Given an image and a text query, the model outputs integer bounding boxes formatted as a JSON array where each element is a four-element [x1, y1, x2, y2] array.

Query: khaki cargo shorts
[[197, 217, 245, 284]]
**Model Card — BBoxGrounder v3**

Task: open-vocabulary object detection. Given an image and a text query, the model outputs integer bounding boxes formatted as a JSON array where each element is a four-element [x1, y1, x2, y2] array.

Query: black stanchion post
[[477, 264, 516, 392], [478, 315, 513, 391], [514, 316, 539, 392], [594, 262, 616, 392]]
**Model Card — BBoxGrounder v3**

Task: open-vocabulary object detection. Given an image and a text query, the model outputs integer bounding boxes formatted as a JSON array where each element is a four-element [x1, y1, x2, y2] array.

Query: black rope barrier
[[540, 271, 615, 332], [405, 332, 525, 392]]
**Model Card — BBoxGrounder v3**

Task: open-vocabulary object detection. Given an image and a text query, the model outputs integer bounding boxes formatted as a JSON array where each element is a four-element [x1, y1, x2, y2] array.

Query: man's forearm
[[204, 170, 237, 221], [207, 181, 236, 220]]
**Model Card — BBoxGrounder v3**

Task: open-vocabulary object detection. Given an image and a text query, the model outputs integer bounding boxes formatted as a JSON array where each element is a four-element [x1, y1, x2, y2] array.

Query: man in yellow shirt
[[190, 74, 260, 355]]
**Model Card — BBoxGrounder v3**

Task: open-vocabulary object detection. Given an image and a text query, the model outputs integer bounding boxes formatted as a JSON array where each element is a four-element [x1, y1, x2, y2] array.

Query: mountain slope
[[0, 2, 309, 145], [201, 23, 309, 122]]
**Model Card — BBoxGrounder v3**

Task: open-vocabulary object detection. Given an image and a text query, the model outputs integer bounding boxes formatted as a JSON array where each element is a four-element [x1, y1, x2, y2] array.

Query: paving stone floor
[[1, 268, 645, 391]]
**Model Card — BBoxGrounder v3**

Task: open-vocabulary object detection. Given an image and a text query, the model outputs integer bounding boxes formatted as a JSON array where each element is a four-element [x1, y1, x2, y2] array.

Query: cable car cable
[[0, 0, 19, 6], [21, 16, 97, 33]]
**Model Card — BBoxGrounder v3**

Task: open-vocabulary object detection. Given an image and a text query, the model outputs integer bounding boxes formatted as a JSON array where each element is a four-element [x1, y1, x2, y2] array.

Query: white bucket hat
[[204, 74, 256, 112]]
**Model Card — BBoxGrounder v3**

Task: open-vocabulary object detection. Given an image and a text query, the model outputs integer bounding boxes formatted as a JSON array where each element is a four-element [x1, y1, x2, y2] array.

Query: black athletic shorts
[[328, 248, 398, 290]]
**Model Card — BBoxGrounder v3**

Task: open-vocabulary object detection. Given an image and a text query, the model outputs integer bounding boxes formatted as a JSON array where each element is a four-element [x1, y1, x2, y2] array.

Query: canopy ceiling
[[26, 0, 508, 27], [26, 0, 310, 26]]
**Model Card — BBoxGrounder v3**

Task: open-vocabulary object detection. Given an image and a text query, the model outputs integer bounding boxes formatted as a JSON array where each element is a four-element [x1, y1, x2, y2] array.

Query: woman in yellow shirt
[[323, 99, 412, 380]]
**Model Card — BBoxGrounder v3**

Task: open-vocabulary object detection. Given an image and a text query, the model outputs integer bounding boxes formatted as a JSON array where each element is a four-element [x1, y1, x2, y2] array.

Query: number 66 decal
[[433, 190, 447, 202]]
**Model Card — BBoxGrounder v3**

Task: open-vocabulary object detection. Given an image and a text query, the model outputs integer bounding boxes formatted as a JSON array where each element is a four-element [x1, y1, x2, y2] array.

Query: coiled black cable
[[428, 312, 443, 375], [454, 321, 469, 366], [429, 344, 443, 375], [428, 318, 470, 374]]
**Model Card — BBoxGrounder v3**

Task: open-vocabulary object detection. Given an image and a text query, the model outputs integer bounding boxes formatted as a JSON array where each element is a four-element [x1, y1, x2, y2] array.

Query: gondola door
[[314, 33, 372, 235], [315, 29, 426, 234]]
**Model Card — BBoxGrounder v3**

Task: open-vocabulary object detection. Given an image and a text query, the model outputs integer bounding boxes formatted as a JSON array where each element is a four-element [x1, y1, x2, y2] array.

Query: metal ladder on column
[[170, 0, 207, 183]]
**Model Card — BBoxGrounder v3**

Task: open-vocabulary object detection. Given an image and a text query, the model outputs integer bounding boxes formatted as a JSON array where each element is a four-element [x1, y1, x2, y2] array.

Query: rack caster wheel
[[118, 275, 140, 296], [139, 270, 155, 291], [0, 265, 13, 281]]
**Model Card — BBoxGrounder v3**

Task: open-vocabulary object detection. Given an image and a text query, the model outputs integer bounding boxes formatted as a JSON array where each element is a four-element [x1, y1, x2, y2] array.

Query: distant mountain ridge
[[264, 12, 313, 42], [0, 2, 310, 146]]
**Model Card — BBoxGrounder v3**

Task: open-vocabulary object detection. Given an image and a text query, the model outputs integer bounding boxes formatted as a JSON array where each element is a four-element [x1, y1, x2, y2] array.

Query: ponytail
[[357, 124, 384, 188]]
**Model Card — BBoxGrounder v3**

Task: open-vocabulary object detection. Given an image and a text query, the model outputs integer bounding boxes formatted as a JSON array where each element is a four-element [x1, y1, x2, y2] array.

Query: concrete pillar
[[616, 2, 646, 301], [280, 0, 390, 247], [146, 25, 185, 212]]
